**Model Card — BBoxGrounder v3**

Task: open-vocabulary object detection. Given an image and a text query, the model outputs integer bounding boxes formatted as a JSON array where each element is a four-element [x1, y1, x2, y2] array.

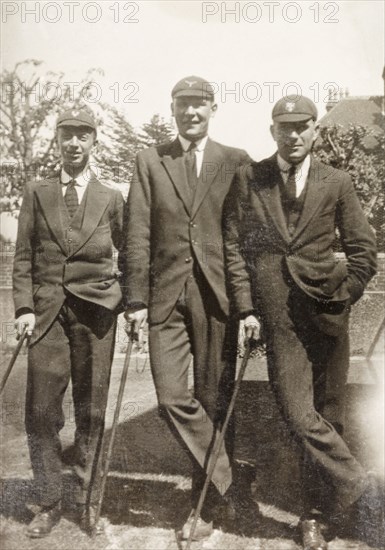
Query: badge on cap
[[171, 75, 215, 100], [272, 94, 318, 122], [56, 108, 97, 131]]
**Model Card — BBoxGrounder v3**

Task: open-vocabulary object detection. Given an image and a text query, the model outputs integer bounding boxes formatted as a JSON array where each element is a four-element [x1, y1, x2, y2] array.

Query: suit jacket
[[13, 173, 124, 344], [122, 137, 250, 324], [224, 154, 377, 322]]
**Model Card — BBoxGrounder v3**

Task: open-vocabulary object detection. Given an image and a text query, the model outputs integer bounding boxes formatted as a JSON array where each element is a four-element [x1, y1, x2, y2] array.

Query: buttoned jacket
[[13, 173, 124, 344], [224, 154, 377, 317], [123, 138, 250, 324]]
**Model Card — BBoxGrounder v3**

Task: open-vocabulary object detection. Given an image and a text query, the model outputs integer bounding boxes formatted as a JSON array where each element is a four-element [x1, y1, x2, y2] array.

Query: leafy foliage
[[0, 60, 145, 210], [138, 114, 175, 147], [313, 124, 385, 249], [0, 61, 111, 209]]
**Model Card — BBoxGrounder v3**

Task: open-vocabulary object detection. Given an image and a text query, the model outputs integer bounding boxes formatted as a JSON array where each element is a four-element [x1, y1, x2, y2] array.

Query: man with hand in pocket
[[223, 95, 379, 549]]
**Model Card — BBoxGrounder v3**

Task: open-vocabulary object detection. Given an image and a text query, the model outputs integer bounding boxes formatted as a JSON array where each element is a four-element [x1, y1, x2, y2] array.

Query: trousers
[[149, 267, 237, 509], [25, 295, 116, 506], [258, 263, 367, 515]]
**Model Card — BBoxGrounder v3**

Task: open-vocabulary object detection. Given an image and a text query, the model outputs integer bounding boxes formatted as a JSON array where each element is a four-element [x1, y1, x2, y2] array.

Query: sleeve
[[223, 167, 255, 316], [110, 188, 124, 253], [336, 174, 377, 304], [12, 184, 35, 316], [120, 152, 151, 309]]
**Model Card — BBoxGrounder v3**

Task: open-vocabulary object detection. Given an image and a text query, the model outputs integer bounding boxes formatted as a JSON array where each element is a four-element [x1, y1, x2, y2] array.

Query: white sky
[[1, 0, 384, 160]]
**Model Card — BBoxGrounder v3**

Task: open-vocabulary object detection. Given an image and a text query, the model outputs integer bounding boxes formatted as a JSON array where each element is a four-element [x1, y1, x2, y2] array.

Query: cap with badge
[[272, 95, 318, 122], [171, 76, 215, 100], [56, 108, 97, 131]]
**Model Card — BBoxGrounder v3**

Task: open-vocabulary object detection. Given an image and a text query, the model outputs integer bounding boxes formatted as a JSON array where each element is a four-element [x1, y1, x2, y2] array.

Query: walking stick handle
[[0, 326, 28, 396]]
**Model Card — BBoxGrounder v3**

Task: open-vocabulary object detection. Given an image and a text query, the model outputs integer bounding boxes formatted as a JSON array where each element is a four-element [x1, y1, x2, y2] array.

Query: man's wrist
[[126, 302, 147, 312], [239, 310, 257, 320]]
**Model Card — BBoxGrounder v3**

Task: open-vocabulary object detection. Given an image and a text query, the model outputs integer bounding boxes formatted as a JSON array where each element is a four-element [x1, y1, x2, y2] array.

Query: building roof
[[317, 96, 384, 149], [320, 96, 384, 131]]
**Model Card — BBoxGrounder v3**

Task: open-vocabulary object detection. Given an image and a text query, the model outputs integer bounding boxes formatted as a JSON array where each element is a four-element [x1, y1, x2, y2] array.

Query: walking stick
[[185, 337, 258, 550], [91, 323, 135, 536], [0, 327, 28, 396]]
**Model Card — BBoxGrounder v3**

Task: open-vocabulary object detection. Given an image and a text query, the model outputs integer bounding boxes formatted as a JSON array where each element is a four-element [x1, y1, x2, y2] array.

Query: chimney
[[326, 87, 339, 112]]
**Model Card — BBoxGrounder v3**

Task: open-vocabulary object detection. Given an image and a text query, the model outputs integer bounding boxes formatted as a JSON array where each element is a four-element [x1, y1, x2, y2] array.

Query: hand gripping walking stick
[[185, 337, 258, 550], [0, 326, 28, 396], [91, 322, 135, 536]]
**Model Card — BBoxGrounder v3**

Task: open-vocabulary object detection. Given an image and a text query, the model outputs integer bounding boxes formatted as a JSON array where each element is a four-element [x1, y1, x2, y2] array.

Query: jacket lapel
[[35, 175, 68, 255], [256, 155, 291, 243], [291, 158, 328, 241], [68, 174, 110, 257], [191, 138, 221, 218], [161, 139, 192, 216]]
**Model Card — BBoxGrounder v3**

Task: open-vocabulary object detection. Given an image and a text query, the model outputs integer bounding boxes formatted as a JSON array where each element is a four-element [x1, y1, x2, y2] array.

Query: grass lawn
[[1, 288, 384, 549]]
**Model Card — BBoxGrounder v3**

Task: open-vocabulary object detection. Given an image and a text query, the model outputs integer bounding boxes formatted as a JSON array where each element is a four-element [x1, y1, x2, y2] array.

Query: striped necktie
[[64, 180, 79, 218]]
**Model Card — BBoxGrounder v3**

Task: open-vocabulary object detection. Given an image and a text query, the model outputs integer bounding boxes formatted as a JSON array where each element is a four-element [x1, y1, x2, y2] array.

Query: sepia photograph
[[0, 1, 384, 549]]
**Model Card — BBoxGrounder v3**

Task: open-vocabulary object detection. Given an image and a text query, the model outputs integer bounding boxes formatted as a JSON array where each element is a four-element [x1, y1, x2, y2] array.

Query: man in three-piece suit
[[224, 95, 378, 549], [123, 76, 252, 540], [13, 109, 124, 538]]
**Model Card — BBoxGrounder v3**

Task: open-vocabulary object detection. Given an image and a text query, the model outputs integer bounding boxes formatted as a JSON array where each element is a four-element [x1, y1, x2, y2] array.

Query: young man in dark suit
[[123, 76, 253, 540], [13, 109, 124, 537], [224, 95, 379, 549]]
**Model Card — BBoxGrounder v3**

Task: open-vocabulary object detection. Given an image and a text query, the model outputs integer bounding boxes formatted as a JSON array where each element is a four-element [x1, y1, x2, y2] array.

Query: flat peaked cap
[[56, 108, 96, 130], [171, 76, 215, 100], [272, 95, 318, 122]]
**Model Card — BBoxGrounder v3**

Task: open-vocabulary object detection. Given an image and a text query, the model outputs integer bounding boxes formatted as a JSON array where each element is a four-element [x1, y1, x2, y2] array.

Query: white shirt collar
[[61, 166, 91, 187], [178, 134, 209, 153], [277, 154, 311, 197], [277, 154, 311, 176]]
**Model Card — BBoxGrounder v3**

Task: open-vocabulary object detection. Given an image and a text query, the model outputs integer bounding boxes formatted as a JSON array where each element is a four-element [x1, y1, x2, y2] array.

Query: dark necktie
[[64, 180, 79, 218], [184, 142, 198, 193], [286, 165, 297, 202]]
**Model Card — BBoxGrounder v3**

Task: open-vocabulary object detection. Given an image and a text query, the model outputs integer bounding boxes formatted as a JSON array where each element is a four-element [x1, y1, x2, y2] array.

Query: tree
[[1, 60, 60, 210], [0, 60, 139, 211], [138, 114, 175, 148], [93, 104, 140, 198], [313, 124, 385, 249]]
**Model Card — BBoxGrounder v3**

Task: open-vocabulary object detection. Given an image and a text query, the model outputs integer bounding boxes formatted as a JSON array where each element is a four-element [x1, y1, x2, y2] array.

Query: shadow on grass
[[1, 381, 382, 541]]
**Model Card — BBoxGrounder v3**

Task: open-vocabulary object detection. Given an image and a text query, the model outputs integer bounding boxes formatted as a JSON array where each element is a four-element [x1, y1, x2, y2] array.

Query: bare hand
[[124, 308, 148, 339], [14, 313, 36, 339], [243, 315, 261, 348]]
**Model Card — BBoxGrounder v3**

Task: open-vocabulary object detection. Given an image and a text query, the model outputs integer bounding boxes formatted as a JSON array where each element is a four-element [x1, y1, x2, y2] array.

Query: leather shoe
[[78, 504, 105, 536], [181, 509, 213, 541], [300, 519, 328, 550], [222, 485, 259, 533], [26, 502, 61, 538], [221, 464, 259, 534]]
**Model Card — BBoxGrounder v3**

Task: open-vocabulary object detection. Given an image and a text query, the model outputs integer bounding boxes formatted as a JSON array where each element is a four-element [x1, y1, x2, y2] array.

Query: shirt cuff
[[15, 307, 34, 318]]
